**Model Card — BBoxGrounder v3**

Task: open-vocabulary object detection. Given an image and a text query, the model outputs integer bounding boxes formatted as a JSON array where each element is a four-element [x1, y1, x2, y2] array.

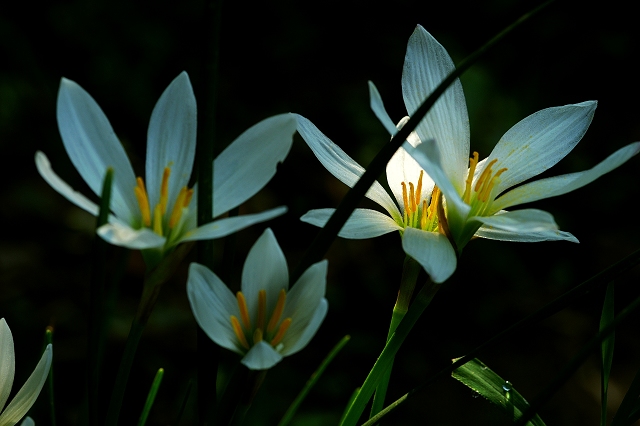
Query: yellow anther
[[475, 159, 498, 193], [429, 187, 440, 218], [420, 200, 427, 230], [480, 167, 508, 202], [415, 170, 424, 207], [257, 290, 267, 332], [160, 167, 171, 214], [270, 318, 292, 347], [152, 204, 163, 235], [408, 182, 416, 216], [401, 182, 409, 216], [253, 328, 263, 345], [168, 187, 189, 229], [267, 289, 287, 334], [230, 316, 250, 350], [236, 292, 251, 330], [134, 177, 151, 227], [464, 152, 479, 203], [183, 188, 194, 207]]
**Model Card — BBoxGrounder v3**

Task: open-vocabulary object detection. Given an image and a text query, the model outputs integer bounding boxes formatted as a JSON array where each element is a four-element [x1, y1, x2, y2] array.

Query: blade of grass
[[137, 368, 164, 426]]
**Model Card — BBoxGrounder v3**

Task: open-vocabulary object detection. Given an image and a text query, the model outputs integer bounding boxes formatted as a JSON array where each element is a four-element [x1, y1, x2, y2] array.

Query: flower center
[[400, 170, 440, 232], [133, 167, 194, 236], [463, 151, 507, 215], [230, 288, 292, 352]]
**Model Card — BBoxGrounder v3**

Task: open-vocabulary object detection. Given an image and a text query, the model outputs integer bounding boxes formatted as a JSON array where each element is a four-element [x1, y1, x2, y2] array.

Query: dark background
[[1, 0, 640, 424]]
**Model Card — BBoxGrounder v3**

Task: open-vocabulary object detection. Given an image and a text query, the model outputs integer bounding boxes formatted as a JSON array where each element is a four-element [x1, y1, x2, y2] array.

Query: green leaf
[[137, 368, 164, 426], [600, 283, 615, 426], [452, 358, 546, 426]]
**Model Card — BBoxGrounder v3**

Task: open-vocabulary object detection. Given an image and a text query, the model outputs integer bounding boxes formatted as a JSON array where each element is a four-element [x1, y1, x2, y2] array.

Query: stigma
[[400, 170, 440, 232], [133, 166, 194, 237]]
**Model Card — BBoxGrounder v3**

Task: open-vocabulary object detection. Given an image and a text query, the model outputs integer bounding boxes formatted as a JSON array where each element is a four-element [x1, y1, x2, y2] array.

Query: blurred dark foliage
[[1, 0, 640, 424]]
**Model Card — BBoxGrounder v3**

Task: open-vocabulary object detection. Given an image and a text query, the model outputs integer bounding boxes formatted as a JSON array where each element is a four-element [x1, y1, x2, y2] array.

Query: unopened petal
[[241, 341, 283, 370], [186, 263, 240, 353], [300, 208, 402, 239], [0, 345, 52, 426], [97, 222, 166, 249], [213, 114, 296, 217], [0, 319, 15, 413], [146, 72, 197, 213], [295, 114, 402, 221], [56, 78, 138, 222], [180, 207, 287, 242], [402, 228, 457, 284]]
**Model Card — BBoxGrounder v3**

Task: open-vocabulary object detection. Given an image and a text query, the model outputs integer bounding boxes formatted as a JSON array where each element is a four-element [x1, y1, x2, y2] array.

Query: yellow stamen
[[415, 170, 423, 207], [270, 318, 292, 347], [152, 204, 163, 235], [183, 188, 194, 207], [464, 152, 479, 203], [408, 183, 416, 216], [168, 187, 189, 229], [236, 292, 251, 330], [475, 158, 498, 193], [267, 289, 287, 333], [231, 316, 250, 350], [420, 200, 427, 230], [257, 290, 267, 332], [160, 167, 171, 214], [480, 168, 508, 202], [401, 182, 409, 217], [253, 328, 263, 345], [134, 177, 151, 227], [429, 187, 440, 219]]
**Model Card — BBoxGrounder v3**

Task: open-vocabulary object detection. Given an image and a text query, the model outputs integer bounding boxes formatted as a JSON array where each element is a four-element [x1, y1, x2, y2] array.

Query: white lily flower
[[187, 228, 328, 370], [0, 319, 52, 426], [36, 72, 296, 264]]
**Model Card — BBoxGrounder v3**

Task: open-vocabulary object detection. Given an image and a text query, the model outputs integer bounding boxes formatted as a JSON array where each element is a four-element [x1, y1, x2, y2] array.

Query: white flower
[[0, 319, 52, 426], [187, 228, 328, 370], [36, 72, 296, 262]]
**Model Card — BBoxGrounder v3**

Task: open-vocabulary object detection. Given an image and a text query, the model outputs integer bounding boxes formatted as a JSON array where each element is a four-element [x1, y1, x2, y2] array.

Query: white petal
[[241, 340, 283, 370], [0, 319, 15, 413], [402, 25, 470, 190], [241, 229, 289, 322], [35, 151, 100, 217], [386, 117, 435, 213], [19, 417, 35, 426], [281, 298, 328, 357], [56, 78, 138, 222], [492, 142, 640, 211], [213, 114, 296, 217], [300, 208, 402, 239], [472, 209, 558, 233], [368, 81, 398, 135], [485, 101, 597, 195], [97, 222, 166, 249], [146, 72, 197, 214], [401, 228, 457, 284], [475, 226, 579, 243], [295, 114, 402, 221], [0, 344, 52, 426], [180, 207, 287, 242], [186, 263, 241, 353]]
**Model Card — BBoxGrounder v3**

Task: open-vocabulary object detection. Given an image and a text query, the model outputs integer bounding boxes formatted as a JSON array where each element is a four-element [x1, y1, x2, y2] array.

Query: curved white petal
[[402, 25, 470, 190], [0, 319, 15, 413], [97, 222, 166, 249], [19, 417, 34, 426], [472, 209, 558, 233], [241, 229, 289, 321], [486, 101, 597, 194], [213, 114, 296, 217], [56, 78, 138, 222], [368, 81, 398, 135], [492, 142, 640, 211], [35, 151, 101, 217], [186, 263, 241, 353], [0, 344, 52, 426], [146, 72, 197, 214], [386, 117, 435, 213], [475, 225, 579, 243], [281, 298, 328, 356], [180, 207, 287, 242], [300, 208, 402, 239], [401, 228, 457, 284], [295, 114, 402, 221], [241, 340, 283, 370]]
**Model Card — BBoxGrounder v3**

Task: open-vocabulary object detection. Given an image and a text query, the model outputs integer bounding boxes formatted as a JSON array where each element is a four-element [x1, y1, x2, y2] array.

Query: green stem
[[340, 280, 440, 426], [45, 327, 56, 426], [137, 368, 164, 426], [370, 256, 422, 420]]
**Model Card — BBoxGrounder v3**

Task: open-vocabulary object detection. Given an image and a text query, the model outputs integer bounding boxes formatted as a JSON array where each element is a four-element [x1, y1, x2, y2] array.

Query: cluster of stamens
[[400, 170, 440, 232], [133, 167, 194, 236], [463, 152, 508, 209], [230, 289, 292, 351]]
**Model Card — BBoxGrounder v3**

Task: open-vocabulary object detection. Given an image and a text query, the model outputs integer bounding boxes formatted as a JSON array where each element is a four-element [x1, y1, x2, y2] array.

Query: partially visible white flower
[[0, 319, 52, 426], [187, 228, 328, 370], [36, 72, 296, 263]]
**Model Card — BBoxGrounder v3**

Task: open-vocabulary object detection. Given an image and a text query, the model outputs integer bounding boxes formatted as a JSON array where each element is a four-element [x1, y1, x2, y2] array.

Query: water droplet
[[502, 381, 512, 392]]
